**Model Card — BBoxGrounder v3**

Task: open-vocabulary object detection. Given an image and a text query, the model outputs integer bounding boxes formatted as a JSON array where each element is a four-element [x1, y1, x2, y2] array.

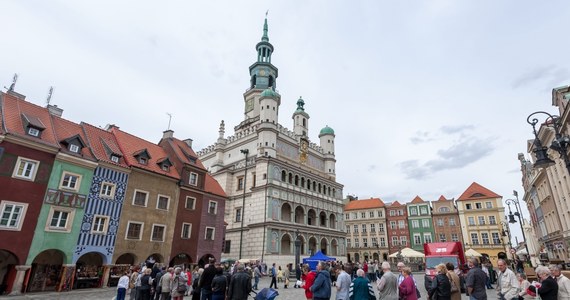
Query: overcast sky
[[3, 1, 570, 244]]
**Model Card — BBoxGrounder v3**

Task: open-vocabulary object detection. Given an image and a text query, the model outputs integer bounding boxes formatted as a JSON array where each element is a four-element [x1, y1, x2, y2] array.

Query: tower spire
[[262, 10, 269, 42]]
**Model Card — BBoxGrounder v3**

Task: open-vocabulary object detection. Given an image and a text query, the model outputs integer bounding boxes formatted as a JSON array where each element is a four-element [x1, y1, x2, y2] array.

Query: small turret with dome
[[319, 125, 336, 178], [292, 96, 310, 137]]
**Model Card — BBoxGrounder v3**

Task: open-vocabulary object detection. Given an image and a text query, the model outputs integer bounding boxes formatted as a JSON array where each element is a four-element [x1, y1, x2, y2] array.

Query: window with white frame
[[354, 238, 360, 248], [420, 207, 428, 215], [437, 218, 444, 226], [392, 236, 399, 246], [475, 203, 482, 209], [59, 172, 81, 191], [352, 212, 358, 219], [237, 177, 244, 190], [46, 206, 75, 232], [235, 208, 242, 222], [0, 201, 28, 231], [12, 157, 40, 181], [412, 220, 419, 228], [379, 223, 384, 232], [185, 196, 196, 210], [398, 220, 405, 229], [470, 233, 479, 245], [69, 144, 80, 153], [28, 127, 40, 137], [346, 225, 350, 233], [488, 216, 497, 225], [363, 238, 368, 247], [485, 201, 493, 209], [478, 216, 486, 225], [205, 227, 215, 240], [91, 215, 109, 234], [156, 195, 169, 210], [181, 223, 192, 239], [133, 190, 149, 206], [414, 234, 421, 245], [390, 221, 396, 229], [151, 224, 166, 242], [100, 182, 116, 198], [208, 201, 218, 214], [389, 210, 395, 216], [347, 238, 351, 248], [422, 219, 430, 228], [361, 224, 367, 233], [189, 172, 198, 186], [398, 210, 404, 216], [492, 232, 500, 244], [423, 233, 432, 243], [110, 155, 120, 163], [451, 233, 459, 242], [380, 237, 386, 247], [126, 221, 143, 240], [466, 204, 472, 210], [439, 233, 446, 242], [481, 232, 490, 244], [369, 211, 374, 218], [400, 236, 407, 246], [361, 212, 365, 218], [449, 218, 456, 226], [345, 214, 350, 220], [353, 225, 358, 233], [377, 210, 383, 217], [468, 217, 475, 226], [370, 224, 376, 233]]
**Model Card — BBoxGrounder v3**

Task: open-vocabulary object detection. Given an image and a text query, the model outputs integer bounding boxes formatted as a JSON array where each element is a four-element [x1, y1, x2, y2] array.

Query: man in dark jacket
[[311, 261, 332, 300], [199, 258, 217, 300], [227, 264, 252, 300]]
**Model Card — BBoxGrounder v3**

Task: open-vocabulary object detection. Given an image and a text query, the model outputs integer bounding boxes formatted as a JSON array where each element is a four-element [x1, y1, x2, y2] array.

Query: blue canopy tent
[[302, 251, 336, 270]]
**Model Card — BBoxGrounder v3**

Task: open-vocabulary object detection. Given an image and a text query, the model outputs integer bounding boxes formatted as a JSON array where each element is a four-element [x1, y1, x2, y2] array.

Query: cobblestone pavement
[[0, 273, 499, 300]]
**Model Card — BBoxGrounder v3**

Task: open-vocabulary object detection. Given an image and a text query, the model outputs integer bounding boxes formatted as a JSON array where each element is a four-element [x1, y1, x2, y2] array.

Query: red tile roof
[[437, 195, 449, 201], [410, 195, 424, 204], [1, 92, 59, 147], [389, 201, 403, 207], [81, 122, 129, 167], [204, 174, 227, 197], [457, 182, 501, 201], [51, 115, 96, 161], [111, 128, 180, 179], [344, 198, 385, 211], [166, 138, 205, 170]]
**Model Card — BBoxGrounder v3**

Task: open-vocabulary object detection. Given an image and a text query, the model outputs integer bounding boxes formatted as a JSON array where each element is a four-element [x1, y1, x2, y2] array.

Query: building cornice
[[3, 134, 59, 154], [56, 152, 98, 170]]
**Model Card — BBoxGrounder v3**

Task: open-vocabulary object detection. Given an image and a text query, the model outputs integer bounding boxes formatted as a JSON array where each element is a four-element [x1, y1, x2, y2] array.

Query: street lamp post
[[295, 229, 301, 283], [526, 111, 570, 172], [505, 198, 530, 264], [238, 149, 249, 260]]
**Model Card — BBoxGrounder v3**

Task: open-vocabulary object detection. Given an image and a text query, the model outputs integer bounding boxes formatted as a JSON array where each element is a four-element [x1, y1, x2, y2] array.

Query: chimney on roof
[[183, 138, 193, 148], [7, 90, 26, 100], [162, 130, 174, 139], [104, 124, 119, 131], [47, 104, 63, 117]]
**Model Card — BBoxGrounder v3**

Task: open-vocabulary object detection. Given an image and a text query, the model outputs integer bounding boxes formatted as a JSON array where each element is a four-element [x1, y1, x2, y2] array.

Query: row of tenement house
[[344, 182, 511, 267], [519, 84, 570, 266], [0, 89, 227, 295]]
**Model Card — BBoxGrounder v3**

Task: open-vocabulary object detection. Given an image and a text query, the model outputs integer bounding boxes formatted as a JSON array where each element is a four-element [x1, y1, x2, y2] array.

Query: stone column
[[101, 265, 112, 288], [9, 265, 31, 295], [57, 264, 76, 292]]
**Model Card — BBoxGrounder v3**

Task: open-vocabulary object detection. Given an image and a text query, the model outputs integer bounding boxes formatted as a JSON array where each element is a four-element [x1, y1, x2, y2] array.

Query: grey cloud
[[512, 65, 569, 89], [400, 136, 495, 180], [410, 131, 434, 144], [440, 125, 474, 134], [367, 165, 377, 172]]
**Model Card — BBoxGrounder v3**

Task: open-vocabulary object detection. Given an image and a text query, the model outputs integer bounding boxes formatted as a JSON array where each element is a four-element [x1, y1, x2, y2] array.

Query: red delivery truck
[[423, 242, 467, 292]]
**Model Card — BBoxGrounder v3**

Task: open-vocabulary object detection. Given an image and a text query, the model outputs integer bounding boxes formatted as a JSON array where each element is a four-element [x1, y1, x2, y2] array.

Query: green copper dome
[[319, 125, 335, 136], [260, 88, 279, 98]]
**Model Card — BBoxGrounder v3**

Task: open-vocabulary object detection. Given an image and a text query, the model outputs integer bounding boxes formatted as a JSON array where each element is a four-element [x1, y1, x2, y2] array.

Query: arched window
[[329, 214, 336, 229], [301, 177, 305, 188], [281, 203, 292, 222], [288, 173, 293, 184], [438, 207, 451, 213], [307, 180, 311, 190], [308, 209, 317, 226], [295, 206, 305, 224], [294, 175, 299, 186], [281, 234, 291, 254], [281, 170, 286, 182], [319, 212, 327, 226], [318, 183, 322, 193]]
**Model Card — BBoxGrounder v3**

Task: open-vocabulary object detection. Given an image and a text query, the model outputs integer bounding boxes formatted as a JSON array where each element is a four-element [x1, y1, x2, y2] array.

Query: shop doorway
[[198, 254, 214, 268], [0, 250, 18, 294], [75, 252, 104, 289], [28, 249, 65, 293], [115, 253, 136, 265], [170, 253, 192, 269]]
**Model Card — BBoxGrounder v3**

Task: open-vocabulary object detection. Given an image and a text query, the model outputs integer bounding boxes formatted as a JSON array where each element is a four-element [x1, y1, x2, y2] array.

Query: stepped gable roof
[[0, 92, 59, 147], [167, 138, 206, 169], [410, 196, 424, 204], [81, 122, 128, 167], [344, 198, 385, 211], [51, 115, 95, 160], [111, 128, 180, 179], [204, 174, 227, 197], [457, 182, 501, 201], [437, 195, 448, 201]]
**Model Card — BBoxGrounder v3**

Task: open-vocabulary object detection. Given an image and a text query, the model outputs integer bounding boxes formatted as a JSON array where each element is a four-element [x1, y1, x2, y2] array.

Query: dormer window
[[28, 127, 40, 137], [133, 149, 151, 166], [69, 144, 80, 153], [110, 155, 120, 163], [161, 165, 169, 171], [157, 158, 173, 172], [138, 157, 148, 165]]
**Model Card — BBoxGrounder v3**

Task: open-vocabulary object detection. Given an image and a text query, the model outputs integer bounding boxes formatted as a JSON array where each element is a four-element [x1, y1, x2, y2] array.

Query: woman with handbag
[[428, 264, 451, 300], [171, 267, 188, 300], [445, 263, 461, 300]]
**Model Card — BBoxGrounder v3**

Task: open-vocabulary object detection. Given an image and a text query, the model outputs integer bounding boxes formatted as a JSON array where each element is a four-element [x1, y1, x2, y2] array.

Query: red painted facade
[[386, 201, 410, 254]]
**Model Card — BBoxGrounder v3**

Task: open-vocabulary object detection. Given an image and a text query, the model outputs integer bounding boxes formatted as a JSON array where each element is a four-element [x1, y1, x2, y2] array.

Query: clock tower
[[243, 16, 279, 119]]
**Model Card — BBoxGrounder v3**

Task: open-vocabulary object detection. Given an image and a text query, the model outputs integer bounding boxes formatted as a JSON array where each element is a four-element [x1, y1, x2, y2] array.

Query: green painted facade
[[407, 201, 435, 252], [26, 158, 95, 264]]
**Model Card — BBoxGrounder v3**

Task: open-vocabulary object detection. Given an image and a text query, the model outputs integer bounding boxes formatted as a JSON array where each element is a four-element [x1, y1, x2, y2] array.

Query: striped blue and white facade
[[73, 166, 129, 264]]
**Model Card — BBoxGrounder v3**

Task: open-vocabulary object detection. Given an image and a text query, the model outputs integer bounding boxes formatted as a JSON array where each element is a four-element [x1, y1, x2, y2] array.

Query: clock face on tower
[[245, 98, 254, 113]]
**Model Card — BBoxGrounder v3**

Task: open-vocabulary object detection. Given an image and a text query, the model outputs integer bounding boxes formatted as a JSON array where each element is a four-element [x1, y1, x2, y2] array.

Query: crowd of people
[[114, 257, 570, 300]]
